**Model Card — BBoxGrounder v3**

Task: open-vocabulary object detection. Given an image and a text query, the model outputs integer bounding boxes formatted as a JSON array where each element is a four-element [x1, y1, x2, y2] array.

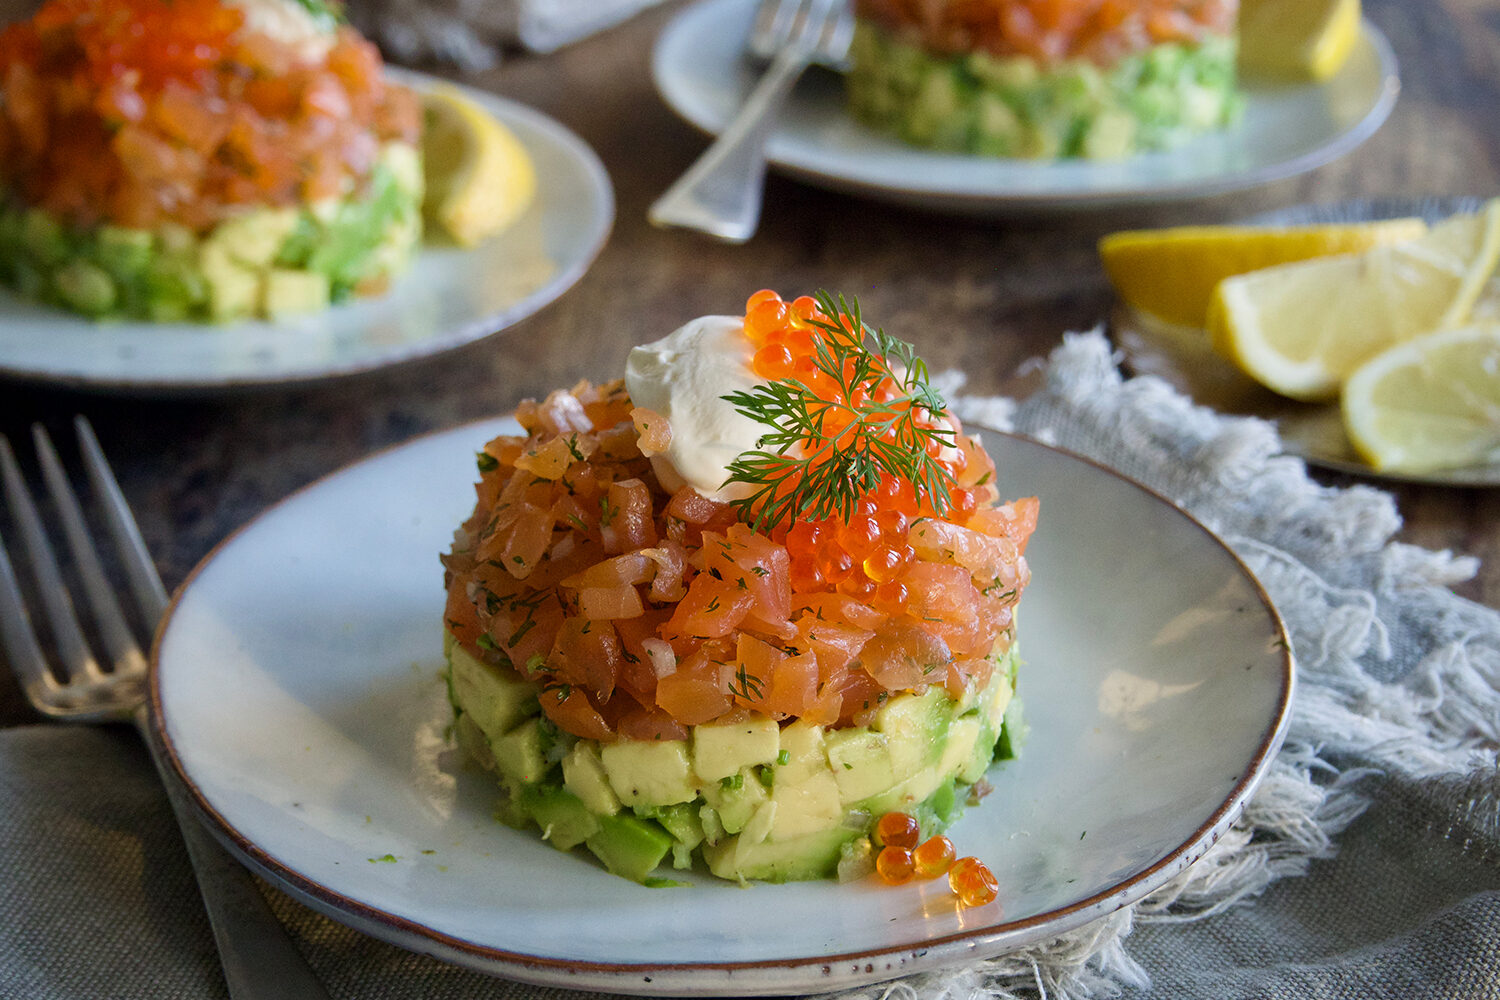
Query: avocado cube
[[769, 767, 843, 840], [937, 715, 982, 782], [491, 717, 548, 785], [198, 244, 260, 322], [601, 739, 697, 807], [640, 802, 705, 852], [775, 721, 828, 781], [562, 741, 620, 817], [521, 785, 600, 852], [825, 728, 897, 804], [692, 715, 780, 781], [702, 826, 857, 884], [584, 813, 673, 883], [210, 207, 299, 269], [453, 712, 497, 772], [446, 635, 540, 743], [701, 768, 769, 834], [862, 764, 945, 816], [22, 209, 68, 267], [873, 687, 950, 779], [262, 268, 330, 319], [52, 259, 117, 317]]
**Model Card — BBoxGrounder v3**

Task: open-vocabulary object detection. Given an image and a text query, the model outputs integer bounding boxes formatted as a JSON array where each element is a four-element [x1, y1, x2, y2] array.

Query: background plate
[[1115, 196, 1500, 487], [152, 420, 1292, 996], [652, 0, 1400, 213], [0, 73, 613, 394]]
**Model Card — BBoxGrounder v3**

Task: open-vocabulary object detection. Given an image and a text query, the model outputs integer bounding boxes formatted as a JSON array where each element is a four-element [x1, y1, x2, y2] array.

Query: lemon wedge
[[1238, 0, 1363, 82], [1099, 218, 1428, 327], [1208, 199, 1500, 401], [1342, 324, 1500, 472], [422, 86, 536, 247]]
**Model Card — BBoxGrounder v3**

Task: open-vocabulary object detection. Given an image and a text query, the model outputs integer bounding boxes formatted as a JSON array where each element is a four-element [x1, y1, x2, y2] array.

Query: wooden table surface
[[0, 0, 1497, 726]]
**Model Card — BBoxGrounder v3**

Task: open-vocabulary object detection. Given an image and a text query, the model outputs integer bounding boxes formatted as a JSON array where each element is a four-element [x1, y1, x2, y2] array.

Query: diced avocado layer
[[846, 19, 1241, 159], [444, 629, 1023, 885], [0, 141, 422, 322]]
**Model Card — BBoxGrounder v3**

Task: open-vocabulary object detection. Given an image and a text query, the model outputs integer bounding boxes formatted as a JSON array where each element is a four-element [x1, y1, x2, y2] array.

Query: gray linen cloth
[[2, 331, 1497, 999], [347, 0, 668, 69]]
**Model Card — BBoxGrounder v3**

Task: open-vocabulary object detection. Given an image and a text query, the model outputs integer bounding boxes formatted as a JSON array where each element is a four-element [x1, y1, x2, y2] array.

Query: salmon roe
[[0, 0, 420, 232], [876, 810, 922, 850], [744, 289, 979, 606], [873, 811, 995, 906], [949, 856, 1000, 907], [913, 835, 957, 879]]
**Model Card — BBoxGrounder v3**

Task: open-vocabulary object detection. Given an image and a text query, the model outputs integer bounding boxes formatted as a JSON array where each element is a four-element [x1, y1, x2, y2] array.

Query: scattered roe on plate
[[0, 0, 420, 233]]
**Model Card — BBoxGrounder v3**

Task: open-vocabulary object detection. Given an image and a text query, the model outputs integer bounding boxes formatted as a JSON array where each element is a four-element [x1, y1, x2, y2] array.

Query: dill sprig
[[721, 291, 956, 530]]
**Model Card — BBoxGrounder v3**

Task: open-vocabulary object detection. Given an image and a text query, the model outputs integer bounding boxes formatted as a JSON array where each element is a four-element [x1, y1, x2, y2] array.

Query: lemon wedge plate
[[1109, 197, 1500, 485]]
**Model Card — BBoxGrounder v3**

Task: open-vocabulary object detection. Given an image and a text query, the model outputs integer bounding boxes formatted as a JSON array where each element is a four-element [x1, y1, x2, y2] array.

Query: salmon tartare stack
[[847, 0, 1241, 159], [0, 0, 421, 321], [441, 291, 1037, 886]]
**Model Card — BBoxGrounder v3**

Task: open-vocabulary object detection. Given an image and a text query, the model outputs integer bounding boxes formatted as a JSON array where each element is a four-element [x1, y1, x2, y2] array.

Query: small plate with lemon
[[1103, 196, 1500, 486], [0, 74, 613, 394]]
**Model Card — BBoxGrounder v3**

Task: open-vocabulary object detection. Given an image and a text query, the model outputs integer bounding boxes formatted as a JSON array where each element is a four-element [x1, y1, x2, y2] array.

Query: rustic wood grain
[[0, 0, 1497, 726]]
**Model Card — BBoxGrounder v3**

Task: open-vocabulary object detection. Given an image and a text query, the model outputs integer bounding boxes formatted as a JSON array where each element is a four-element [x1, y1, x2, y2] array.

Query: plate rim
[[0, 72, 615, 396], [650, 0, 1401, 211], [148, 418, 1294, 996]]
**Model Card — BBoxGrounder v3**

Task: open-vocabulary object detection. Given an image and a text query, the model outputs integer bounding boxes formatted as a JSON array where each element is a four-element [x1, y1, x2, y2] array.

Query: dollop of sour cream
[[228, 0, 336, 62], [625, 315, 767, 501]]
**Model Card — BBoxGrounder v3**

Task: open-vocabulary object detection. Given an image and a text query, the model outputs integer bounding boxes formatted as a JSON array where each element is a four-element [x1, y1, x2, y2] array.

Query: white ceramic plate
[[1115, 196, 1500, 487], [0, 73, 612, 394], [151, 419, 1292, 996], [652, 0, 1399, 213]]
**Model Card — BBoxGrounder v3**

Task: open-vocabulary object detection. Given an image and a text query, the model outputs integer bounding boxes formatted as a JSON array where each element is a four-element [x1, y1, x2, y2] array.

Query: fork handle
[[135, 708, 333, 1000], [649, 41, 815, 243]]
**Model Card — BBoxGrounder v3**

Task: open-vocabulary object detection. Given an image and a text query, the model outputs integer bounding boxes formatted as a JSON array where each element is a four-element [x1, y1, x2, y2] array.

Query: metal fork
[[649, 0, 854, 243], [0, 417, 331, 1000]]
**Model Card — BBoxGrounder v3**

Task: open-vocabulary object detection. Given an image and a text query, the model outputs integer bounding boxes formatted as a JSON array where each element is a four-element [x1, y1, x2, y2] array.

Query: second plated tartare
[[846, 0, 1242, 159], [0, 0, 421, 321], [442, 291, 1036, 890]]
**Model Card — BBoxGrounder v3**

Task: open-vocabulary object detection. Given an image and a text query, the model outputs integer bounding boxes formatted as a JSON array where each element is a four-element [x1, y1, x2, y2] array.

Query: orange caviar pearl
[[877, 476, 919, 516], [876, 811, 921, 850], [949, 857, 999, 907], [874, 508, 909, 540], [745, 288, 781, 313], [862, 545, 905, 583], [838, 516, 881, 559], [745, 300, 790, 345], [817, 545, 855, 584], [788, 295, 820, 321], [839, 574, 878, 599], [876, 846, 915, 885], [913, 836, 956, 879], [785, 519, 822, 558], [753, 343, 796, 380]]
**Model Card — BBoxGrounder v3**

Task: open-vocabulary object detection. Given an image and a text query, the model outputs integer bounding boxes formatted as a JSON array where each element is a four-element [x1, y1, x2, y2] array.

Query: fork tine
[[75, 416, 168, 626], [0, 435, 100, 683], [32, 423, 146, 678], [0, 480, 62, 705]]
